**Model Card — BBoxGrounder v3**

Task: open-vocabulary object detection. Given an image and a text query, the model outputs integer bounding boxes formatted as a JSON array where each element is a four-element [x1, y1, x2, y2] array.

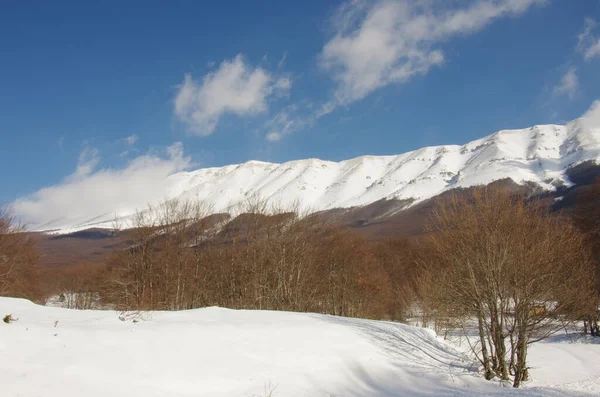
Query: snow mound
[[2, 298, 600, 396]]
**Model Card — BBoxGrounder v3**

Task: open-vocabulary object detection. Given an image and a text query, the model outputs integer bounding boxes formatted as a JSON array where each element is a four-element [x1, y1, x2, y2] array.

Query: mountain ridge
[[25, 112, 600, 234]]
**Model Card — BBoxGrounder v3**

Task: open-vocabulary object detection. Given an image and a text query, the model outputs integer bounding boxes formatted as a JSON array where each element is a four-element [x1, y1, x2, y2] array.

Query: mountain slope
[[30, 111, 600, 233]]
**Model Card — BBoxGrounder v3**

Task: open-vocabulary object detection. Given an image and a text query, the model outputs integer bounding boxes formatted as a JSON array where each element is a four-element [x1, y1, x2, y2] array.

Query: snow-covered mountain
[[31, 109, 600, 233]]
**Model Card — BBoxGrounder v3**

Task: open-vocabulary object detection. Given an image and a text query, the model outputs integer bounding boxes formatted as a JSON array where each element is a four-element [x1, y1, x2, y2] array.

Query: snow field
[[2, 297, 600, 396]]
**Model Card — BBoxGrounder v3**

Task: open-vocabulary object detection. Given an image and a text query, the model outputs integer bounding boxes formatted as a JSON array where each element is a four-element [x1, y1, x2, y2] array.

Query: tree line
[[101, 200, 393, 318]]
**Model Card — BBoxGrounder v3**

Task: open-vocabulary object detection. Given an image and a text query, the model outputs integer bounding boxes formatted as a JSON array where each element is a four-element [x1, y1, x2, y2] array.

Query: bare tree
[[0, 205, 39, 299], [103, 199, 212, 310], [48, 264, 103, 309], [101, 198, 393, 319], [572, 177, 600, 336], [416, 186, 594, 387]]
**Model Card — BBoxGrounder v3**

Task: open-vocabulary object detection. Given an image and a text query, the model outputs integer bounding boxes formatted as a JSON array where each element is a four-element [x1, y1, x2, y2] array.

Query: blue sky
[[1, 0, 599, 205]]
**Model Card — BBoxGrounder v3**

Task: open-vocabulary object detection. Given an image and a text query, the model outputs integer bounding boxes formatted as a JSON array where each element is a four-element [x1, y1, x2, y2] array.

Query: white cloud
[[69, 147, 100, 182], [585, 41, 600, 60], [553, 67, 579, 100], [12, 143, 193, 229], [265, 132, 283, 142], [578, 18, 600, 61], [577, 18, 595, 48], [174, 54, 291, 136], [580, 99, 600, 130], [124, 134, 139, 145], [263, 102, 317, 142], [57, 136, 65, 149], [265, 108, 297, 142], [274, 76, 292, 92], [319, 0, 544, 108], [277, 52, 287, 69]]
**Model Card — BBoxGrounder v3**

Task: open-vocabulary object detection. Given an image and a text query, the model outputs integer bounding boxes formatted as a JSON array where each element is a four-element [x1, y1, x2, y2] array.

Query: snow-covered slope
[[2, 297, 599, 397], [34, 110, 600, 233]]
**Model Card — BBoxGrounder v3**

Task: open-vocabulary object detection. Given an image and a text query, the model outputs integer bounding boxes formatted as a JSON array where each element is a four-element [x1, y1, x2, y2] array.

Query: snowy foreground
[[1, 298, 599, 397]]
